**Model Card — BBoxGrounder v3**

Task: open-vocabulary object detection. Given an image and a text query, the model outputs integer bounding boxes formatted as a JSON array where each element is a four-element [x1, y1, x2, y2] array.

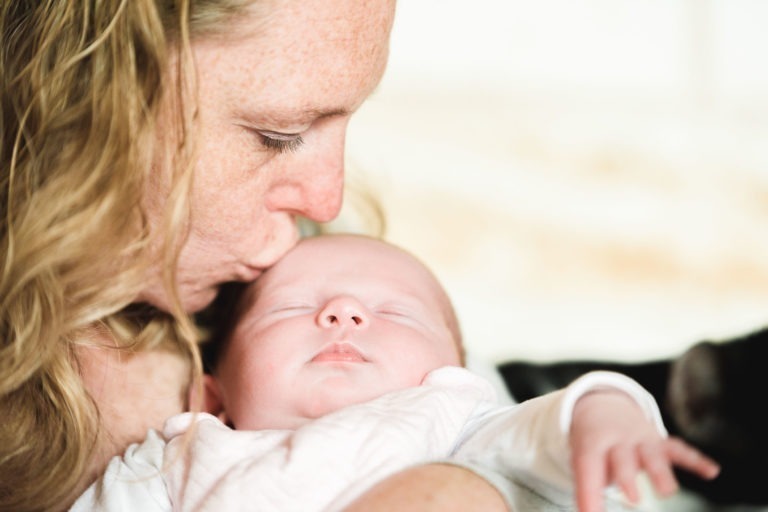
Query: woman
[[1, 1, 506, 510]]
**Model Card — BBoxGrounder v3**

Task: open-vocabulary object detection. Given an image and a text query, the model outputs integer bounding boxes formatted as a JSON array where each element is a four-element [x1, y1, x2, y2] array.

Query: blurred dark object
[[498, 327, 768, 508]]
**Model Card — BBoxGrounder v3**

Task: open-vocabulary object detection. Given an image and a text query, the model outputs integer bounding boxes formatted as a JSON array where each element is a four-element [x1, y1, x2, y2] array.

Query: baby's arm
[[451, 370, 719, 511], [570, 389, 719, 512]]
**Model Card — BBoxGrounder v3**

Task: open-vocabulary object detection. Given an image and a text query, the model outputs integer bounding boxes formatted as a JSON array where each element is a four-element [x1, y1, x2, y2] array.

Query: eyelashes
[[269, 303, 313, 314], [376, 308, 417, 324], [376, 310, 408, 319], [259, 131, 305, 154]]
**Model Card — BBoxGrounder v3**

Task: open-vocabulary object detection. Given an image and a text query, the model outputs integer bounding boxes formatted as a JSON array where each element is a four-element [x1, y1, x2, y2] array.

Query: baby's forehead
[[295, 235, 414, 263], [276, 236, 427, 277], [250, 235, 445, 302]]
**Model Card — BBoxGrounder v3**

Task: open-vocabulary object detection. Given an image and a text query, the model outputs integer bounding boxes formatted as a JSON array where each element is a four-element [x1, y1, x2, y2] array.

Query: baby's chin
[[296, 386, 388, 423], [232, 399, 367, 430], [240, 377, 429, 430], [300, 398, 367, 422], [232, 413, 308, 431]]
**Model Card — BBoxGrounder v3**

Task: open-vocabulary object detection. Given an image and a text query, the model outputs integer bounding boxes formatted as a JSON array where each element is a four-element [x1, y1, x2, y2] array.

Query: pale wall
[[343, 0, 768, 363]]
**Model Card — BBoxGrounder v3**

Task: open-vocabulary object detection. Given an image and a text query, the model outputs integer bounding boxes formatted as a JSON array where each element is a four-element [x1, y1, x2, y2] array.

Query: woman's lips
[[311, 343, 366, 363]]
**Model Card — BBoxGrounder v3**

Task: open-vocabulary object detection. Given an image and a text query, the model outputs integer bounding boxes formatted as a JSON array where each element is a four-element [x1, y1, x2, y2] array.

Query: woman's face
[[141, 0, 396, 312]]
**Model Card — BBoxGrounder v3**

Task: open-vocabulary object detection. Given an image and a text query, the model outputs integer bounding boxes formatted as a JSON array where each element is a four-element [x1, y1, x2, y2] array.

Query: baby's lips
[[310, 342, 367, 363]]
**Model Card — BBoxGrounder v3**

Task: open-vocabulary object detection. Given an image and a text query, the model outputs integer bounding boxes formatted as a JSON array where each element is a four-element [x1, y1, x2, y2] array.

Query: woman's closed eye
[[258, 130, 305, 153]]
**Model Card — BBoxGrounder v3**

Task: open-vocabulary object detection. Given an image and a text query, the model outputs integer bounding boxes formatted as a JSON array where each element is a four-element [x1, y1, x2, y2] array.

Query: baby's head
[[205, 234, 463, 430]]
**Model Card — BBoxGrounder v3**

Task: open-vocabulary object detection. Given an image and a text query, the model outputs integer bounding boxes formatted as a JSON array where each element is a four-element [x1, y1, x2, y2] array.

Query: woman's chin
[[138, 284, 219, 314], [179, 286, 220, 313]]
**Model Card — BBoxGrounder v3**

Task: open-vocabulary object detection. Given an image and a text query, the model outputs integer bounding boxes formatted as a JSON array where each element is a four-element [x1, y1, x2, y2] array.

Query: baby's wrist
[[558, 370, 668, 437], [572, 388, 643, 419]]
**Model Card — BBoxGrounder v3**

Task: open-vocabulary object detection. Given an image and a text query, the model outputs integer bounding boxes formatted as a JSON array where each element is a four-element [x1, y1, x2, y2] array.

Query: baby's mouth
[[311, 342, 367, 363]]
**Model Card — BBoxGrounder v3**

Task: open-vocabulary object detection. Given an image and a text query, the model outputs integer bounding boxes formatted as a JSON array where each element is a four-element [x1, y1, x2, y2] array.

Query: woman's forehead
[[196, 0, 394, 94], [186, 0, 395, 157]]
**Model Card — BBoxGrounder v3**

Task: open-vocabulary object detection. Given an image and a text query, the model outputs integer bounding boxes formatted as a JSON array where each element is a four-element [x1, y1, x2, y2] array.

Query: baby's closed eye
[[374, 306, 425, 326], [266, 303, 315, 317]]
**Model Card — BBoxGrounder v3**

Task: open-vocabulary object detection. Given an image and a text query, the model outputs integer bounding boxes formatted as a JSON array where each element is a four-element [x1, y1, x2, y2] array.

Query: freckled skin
[[77, 0, 395, 501], [139, 0, 396, 313]]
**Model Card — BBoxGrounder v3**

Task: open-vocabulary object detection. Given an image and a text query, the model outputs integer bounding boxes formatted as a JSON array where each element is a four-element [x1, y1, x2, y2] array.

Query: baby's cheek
[[396, 352, 447, 387], [432, 341, 463, 368]]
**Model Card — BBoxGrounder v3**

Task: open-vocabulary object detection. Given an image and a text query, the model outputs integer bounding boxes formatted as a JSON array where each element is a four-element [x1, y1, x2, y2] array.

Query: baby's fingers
[[607, 445, 640, 504], [638, 443, 679, 497], [573, 452, 608, 512], [664, 437, 721, 480]]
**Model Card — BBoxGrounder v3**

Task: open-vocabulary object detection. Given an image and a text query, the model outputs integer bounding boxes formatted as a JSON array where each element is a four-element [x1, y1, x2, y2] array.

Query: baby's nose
[[317, 296, 369, 329]]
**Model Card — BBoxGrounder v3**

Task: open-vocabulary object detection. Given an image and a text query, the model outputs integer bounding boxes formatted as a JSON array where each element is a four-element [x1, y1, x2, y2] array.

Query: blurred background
[[342, 0, 768, 364]]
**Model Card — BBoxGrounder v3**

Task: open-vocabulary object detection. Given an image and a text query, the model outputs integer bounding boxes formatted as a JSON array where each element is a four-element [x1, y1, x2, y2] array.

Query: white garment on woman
[[71, 367, 664, 512]]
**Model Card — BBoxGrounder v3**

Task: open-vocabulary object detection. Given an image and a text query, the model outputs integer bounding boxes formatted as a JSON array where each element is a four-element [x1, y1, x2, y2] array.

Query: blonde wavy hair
[[0, 1, 259, 510]]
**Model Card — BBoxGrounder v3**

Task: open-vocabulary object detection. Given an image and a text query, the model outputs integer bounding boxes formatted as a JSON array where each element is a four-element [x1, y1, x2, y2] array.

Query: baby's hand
[[569, 389, 720, 512]]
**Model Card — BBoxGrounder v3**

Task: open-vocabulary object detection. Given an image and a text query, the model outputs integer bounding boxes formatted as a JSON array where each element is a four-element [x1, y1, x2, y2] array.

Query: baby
[[73, 234, 718, 512]]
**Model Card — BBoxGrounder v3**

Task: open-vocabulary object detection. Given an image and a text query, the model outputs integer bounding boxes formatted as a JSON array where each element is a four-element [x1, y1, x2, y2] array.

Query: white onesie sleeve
[[451, 370, 667, 494], [69, 429, 171, 512]]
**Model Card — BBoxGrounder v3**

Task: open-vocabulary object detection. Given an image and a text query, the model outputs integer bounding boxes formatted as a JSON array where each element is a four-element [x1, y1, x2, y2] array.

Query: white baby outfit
[[72, 367, 664, 511]]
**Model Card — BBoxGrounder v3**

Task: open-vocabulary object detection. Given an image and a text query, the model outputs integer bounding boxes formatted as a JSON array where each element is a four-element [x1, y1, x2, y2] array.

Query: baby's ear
[[189, 374, 228, 423]]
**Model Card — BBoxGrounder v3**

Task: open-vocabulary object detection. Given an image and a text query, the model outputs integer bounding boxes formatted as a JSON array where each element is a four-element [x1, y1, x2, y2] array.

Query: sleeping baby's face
[[208, 235, 462, 430]]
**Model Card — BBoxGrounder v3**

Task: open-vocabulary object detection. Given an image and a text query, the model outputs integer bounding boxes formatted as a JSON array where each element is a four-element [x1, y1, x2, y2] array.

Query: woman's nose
[[264, 120, 346, 223], [316, 296, 370, 329]]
